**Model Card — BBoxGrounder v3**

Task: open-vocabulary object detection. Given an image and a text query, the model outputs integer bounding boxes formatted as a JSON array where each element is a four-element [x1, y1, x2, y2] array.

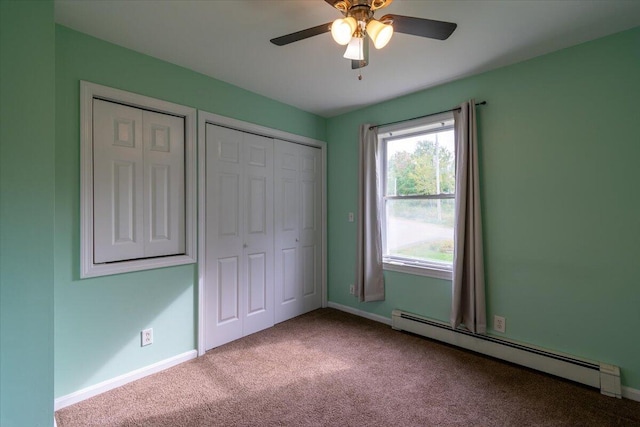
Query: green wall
[[326, 27, 640, 389], [1, 1, 56, 425], [54, 25, 326, 397]]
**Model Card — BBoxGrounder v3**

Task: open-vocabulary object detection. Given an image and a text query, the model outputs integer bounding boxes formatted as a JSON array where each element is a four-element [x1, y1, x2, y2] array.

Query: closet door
[[274, 140, 322, 323], [206, 125, 243, 348], [242, 132, 274, 336], [205, 124, 274, 350], [274, 141, 302, 323], [93, 100, 144, 263], [92, 100, 186, 264], [142, 110, 185, 257], [299, 144, 323, 313]]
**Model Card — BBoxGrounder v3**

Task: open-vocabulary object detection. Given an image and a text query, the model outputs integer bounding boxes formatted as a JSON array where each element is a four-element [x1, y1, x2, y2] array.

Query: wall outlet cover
[[493, 315, 506, 333], [141, 328, 153, 346]]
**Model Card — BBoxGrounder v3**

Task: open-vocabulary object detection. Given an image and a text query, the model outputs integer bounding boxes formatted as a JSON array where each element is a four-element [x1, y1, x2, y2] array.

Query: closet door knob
[[243, 243, 248, 248]]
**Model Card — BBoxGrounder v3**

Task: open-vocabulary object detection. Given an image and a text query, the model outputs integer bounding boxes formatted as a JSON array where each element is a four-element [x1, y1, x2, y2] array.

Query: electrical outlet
[[349, 284, 355, 295], [141, 328, 153, 346], [348, 212, 354, 222], [493, 315, 506, 333]]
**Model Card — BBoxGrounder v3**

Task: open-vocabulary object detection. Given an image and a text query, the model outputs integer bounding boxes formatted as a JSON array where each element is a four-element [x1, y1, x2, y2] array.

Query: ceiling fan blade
[[270, 22, 332, 46], [324, 0, 341, 7], [382, 14, 457, 40], [324, 0, 349, 12]]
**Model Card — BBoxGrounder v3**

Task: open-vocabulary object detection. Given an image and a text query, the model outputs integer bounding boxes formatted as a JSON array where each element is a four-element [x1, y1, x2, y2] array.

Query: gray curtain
[[451, 100, 486, 333], [355, 124, 385, 302]]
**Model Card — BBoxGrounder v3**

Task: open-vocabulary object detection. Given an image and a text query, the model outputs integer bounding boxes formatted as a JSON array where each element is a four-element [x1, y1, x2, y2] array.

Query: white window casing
[[379, 111, 455, 280]]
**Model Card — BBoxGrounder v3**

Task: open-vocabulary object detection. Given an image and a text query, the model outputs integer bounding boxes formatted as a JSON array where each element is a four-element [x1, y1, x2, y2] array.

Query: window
[[80, 81, 197, 278], [380, 112, 455, 279]]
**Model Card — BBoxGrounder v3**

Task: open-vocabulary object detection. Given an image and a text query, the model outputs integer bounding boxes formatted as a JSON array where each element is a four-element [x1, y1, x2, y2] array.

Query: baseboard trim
[[622, 386, 640, 402], [327, 301, 392, 326], [54, 349, 197, 411]]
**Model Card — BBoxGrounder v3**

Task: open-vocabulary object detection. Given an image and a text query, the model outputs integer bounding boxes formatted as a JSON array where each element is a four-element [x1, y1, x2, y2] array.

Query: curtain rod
[[369, 101, 487, 130]]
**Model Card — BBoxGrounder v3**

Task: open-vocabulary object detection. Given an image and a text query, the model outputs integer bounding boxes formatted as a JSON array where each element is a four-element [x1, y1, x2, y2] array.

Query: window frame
[[80, 81, 197, 278], [379, 112, 455, 280]]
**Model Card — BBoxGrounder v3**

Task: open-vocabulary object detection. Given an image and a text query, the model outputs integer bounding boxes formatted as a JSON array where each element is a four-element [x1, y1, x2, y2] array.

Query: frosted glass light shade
[[366, 19, 393, 49], [331, 17, 357, 45], [343, 37, 364, 60]]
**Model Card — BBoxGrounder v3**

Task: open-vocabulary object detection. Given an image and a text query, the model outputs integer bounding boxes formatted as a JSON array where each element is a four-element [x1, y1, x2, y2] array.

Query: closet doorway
[[198, 113, 326, 353]]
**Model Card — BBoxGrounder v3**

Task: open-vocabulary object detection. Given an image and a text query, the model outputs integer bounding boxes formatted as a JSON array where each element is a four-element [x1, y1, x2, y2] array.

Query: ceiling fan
[[270, 0, 457, 70]]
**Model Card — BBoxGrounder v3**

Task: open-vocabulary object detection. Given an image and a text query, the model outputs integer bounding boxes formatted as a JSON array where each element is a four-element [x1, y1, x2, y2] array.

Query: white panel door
[[242, 133, 274, 336], [299, 144, 323, 313], [143, 110, 185, 257], [93, 99, 144, 263], [93, 99, 187, 264], [206, 125, 244, 349], [205, 125, 274, 350], [274, 140, 322, 322], [274, 140, 302, 323]]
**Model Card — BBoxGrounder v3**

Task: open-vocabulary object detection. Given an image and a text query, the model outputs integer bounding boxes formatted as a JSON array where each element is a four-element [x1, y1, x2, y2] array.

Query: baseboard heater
[[391, 309, 621, 398]]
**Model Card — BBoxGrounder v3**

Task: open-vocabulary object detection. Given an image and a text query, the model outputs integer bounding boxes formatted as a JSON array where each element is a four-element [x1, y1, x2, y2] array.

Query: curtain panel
[[451, 100, 487, 334], [355, 124, 385, 302]]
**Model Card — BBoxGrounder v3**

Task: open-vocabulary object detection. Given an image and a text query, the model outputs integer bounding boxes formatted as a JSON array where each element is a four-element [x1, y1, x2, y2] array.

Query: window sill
[[383, 261, 452, 280]]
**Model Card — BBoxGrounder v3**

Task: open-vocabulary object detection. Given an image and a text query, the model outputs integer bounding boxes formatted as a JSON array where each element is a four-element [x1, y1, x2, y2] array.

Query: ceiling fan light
[[366, 19, 393, 49], [331, 17, 357, 45], [343, 37, 364, 60]]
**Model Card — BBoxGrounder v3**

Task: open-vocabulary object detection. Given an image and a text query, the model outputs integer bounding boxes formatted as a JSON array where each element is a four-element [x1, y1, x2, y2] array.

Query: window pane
[[385, 198, 454, 264], [385, 129, 455, 196]]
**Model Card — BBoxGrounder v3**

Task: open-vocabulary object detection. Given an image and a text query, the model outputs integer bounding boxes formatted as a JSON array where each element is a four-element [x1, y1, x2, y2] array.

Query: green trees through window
[[387, 139, 455, 197], [383, 124, 456, 268]]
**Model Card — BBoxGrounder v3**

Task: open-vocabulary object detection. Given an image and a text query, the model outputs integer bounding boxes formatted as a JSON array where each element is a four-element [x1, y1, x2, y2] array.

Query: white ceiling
[[55, 0, 640, 118]]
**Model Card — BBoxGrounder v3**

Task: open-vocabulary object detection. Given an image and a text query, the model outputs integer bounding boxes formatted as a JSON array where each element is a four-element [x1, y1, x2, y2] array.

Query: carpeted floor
[[56, 308, 640, 426]]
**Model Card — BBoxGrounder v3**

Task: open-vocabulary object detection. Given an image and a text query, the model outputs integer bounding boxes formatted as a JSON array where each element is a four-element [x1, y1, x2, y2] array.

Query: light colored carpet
[[56, 308, 640, 426]]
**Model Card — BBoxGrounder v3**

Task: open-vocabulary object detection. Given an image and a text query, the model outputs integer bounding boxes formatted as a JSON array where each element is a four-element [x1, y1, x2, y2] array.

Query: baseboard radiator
[[391, 309, 622, 398]]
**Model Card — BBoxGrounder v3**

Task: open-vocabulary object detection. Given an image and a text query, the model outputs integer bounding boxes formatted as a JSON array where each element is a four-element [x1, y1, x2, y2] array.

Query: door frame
[[197, 111, 328, 356]]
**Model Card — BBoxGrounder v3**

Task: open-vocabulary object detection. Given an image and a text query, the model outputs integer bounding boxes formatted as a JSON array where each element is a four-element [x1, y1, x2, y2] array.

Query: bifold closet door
[[93, 99, 185, 263], [299, 144, 322, 314], [274, 140, 322, 323], [205, 124, 274, 350]]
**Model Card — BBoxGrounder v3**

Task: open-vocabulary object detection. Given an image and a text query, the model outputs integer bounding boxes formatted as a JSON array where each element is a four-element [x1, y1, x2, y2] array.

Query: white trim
[[198, 113, 326, 148], [197, 111, 328, 356], [622, 386, 640, 402], [80, 81, 197, 278], [379, 111, 456, 282], [54, 350, 197, 411], [383, 261, 453, 280], [321, 141, 328, 308], [378, 111, 455, 137], [327, 301, 392, 326], [197, 112, 207, 356]]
